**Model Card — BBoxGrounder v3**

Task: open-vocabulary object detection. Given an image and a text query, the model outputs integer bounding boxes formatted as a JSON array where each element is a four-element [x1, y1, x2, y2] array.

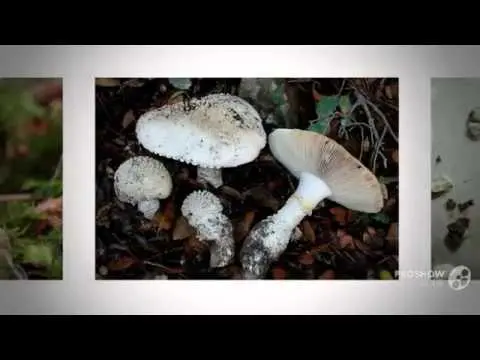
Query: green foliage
[[0, 200, 62, 280], [22, 178, 62, 198], [308, 94, 353, 135], [0, 80, 62, 280], [0, 83, 47, 134], [355, 211, 391, 228], [0, 81, 62, 192]]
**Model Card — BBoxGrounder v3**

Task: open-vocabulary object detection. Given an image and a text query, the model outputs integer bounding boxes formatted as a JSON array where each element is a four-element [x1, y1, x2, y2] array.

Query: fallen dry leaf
[[26, 117, 49, 136], [362, 227, 384, 250], [122, 110, 136, 129], [122, 79, 145, 88], [329, 207, 351, 225], [318, 269, 335, 279], [266, 178, 283, 192], [301, 220, 316, 243], [354, 238, 371, 253], [172, 216, 195, 241], [311, 243, 331, 254], [366, 226, 376, 237], [298, 253, 315, 266], [338, 234, 354, 249], [257, 154, 275, 162], [167, 91, 186, 105], [96, 78, 121, 87], [31, 80, 62, 106], [221, 186, 244, 201], [336, 229, 347, 238], [221, 265, 242, 279], [96, 203, 112, 227], [107, 256, 136, 271], [184, 235, 207, 258], [392, 150, 398, 163], [153, 199, 175, 231], [386, 222, 398, 247], [234, 211, 256, 243], [15, 144, 29, 157], [35, 197, 62, 229], [272, 266, 287, 279], [243, 186, 280, 211], [312, 88, 322, 101], [35, 197, 62, 213], [385, 84, 398, 99]]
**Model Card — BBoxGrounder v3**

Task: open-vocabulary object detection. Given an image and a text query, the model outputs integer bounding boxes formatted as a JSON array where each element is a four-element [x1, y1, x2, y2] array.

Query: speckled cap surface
[[135, 93, 267, 169], [113, 156, 173, 205]]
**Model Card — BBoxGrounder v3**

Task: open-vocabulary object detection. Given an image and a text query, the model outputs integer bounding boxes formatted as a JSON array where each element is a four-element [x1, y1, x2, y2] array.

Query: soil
[[95, 78, 399, 280]]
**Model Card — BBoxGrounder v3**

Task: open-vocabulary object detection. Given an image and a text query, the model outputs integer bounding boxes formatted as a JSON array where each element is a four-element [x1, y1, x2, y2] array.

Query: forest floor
[[0, 78, 63, 280], [95, 78, 399, 280]]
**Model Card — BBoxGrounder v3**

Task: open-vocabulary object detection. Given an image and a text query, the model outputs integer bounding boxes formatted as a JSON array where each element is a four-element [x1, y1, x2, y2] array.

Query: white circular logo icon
[[448, 265, 471, 291]]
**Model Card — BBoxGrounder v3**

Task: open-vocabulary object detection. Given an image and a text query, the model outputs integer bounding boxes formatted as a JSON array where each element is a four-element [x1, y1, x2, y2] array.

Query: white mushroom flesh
[[135, 93, 266, 188], [240, 171, 332, 279], [181, 190, 235, 268], [113, 156, 173, 219]]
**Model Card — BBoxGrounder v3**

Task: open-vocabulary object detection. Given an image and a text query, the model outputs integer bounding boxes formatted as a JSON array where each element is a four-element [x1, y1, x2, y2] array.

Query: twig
[[143, 260, 186, 278], [0, 193, 36, 203], [355, 92, 380, 141], [337, 79, 346, 96], [50, 154, 62, 182], [47, 154, 63, 198], [362, 96, 398, 143], [0, 251, 27, 280]]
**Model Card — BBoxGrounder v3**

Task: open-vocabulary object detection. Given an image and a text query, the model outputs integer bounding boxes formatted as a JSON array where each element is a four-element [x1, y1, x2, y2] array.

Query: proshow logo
[[399, 265, 472, 291], [447, 265, 472, 291]]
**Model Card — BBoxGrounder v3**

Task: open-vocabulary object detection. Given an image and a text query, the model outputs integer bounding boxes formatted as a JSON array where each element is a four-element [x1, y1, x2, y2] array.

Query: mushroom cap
[[135, 93, 266, 169], [268, 129, 384, 213], [181, 190, 224, 231], [113, 156, 173, 205]]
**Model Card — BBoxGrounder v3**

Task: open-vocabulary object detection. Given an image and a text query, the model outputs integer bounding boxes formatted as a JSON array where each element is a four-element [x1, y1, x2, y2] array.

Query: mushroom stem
[[240, 171, 332, 279], [137, 199, 160, 220], [197, 167, 223, 188], [276, 172, 332, 229]]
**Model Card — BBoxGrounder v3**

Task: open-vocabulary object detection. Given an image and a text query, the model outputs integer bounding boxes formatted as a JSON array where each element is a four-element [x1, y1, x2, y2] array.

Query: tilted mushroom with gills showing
[[113, 156, 173, 220], [135, 93, 267, 188], [181, 190, 235, 268], [240, 128, 385, 279]]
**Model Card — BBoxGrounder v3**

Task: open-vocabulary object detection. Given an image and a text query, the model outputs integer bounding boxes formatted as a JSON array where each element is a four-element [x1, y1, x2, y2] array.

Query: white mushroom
[[240, 128, 384, 279], [114, 156, 173, 219], [181, 190, 235, 268], [135, 93, 266, 188]]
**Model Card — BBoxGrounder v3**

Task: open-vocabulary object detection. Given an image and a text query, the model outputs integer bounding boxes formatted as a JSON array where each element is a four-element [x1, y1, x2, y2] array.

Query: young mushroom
[[113, 156, 173, 220], [181, 190, 235, 268], [135, 93, 266, 188], [240, 128, 384, 279]]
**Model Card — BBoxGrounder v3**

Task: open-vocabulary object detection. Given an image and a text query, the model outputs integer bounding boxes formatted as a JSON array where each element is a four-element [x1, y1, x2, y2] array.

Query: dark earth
[[95, 78, 399, 280]]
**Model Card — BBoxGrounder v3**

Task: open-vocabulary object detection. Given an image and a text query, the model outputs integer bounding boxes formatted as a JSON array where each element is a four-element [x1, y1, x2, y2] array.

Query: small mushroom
[[240, 129, 384, 279], [181, 190, 235, 268], [135, 93, 266, 188], [113, 156, 173, 219]]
